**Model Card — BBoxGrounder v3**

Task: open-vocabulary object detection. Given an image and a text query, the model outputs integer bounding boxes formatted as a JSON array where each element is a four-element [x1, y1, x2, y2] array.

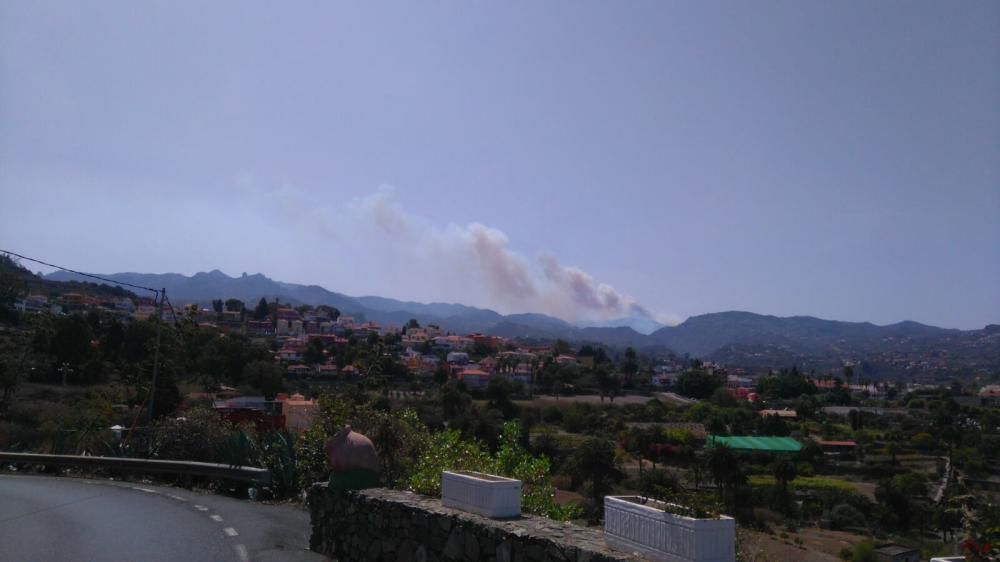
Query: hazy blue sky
[[1, 1, 998, 328]]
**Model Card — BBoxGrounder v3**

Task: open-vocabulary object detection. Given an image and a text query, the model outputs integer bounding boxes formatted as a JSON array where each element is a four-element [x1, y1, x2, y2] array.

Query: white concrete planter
[[441, 471, 521, 518], [604, 496, 735, 562]]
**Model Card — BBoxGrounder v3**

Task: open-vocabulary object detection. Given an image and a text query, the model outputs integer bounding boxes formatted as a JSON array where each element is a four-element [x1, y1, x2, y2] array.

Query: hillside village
[[2, 259, 999, 561]]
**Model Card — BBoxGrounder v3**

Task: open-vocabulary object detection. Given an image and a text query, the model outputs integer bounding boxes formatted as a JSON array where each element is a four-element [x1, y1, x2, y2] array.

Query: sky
[[1, 1, 998, 329]]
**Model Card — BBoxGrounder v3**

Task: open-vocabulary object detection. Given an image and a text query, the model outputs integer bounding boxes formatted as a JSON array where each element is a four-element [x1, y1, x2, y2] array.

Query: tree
[[707, 443, 738, 503], [406, 318, 420, 329], [243, 360, 286, 399], [364, 408, 429, 488], [198, 335, 271, 386], [843, 365, 854, 386], [772, 458, 797, 512], [710, 387, 738, 408], [596, 366, 621, 403], [676, 369, 722, 399], [756, 369, 816, 399], [486, 377, 519, 419], [253, 297, 270, 320], [224, 298, 244, 312], [211, 299, 224, 314], [0, 359, 19, 415], [101, 318, 125, 362], [759, 413, 790, 436], [316, 305, 340, 321], [875, 472, 928, 531], [122, 320, 164, 366], [622, 347, 639, 384], [303, 338, 325, 365], [706, 443, 748, 514], [151, 369, 182, 419], [571, 437, 618, 510], [0, 255, 26, 322], [51, 314, 94, 368], [553, 339, 571, 356]]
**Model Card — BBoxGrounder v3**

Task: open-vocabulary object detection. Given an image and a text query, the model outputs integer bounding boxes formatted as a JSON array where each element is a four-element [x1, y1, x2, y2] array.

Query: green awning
[[706, 435, 802, 452]]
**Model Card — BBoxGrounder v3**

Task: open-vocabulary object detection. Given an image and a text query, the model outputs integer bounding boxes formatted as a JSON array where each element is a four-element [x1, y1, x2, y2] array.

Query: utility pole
[[148, 288, 165, 422]]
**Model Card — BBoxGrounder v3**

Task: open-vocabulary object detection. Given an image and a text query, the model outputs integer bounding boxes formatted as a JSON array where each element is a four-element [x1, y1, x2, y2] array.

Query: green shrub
[[829, 503, 865, 530], [409, 421, 580, 520]]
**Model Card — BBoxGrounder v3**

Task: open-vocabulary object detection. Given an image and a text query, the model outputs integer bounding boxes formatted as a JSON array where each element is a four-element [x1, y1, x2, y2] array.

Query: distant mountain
[[648, 311, 958, 357], [43, 270, 579, 337], [41, 270, 996, 375], [575, 316, 665, 335]]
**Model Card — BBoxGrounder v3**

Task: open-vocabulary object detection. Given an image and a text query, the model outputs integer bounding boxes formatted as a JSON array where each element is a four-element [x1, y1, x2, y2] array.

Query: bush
[[910, 432, 934, 450], [409, 421, 580, 520], [851, 541, 876, 562], [829, 503, 865, 530]]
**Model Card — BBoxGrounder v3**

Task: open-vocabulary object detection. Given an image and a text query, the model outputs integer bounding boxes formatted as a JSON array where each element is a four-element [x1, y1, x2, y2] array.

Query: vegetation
[[0, 261, 998, 560]]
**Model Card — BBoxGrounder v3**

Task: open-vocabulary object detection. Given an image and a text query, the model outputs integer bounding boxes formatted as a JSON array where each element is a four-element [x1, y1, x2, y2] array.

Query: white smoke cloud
[[351, 189, 657, 322]]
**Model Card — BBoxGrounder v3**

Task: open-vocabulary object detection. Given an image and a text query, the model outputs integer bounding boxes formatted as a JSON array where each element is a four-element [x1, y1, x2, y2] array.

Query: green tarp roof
[[707, 436, 802, 452]]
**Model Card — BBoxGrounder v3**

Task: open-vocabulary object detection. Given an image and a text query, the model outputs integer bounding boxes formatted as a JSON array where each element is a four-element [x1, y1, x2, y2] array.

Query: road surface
[[0, 474, 326, 562]]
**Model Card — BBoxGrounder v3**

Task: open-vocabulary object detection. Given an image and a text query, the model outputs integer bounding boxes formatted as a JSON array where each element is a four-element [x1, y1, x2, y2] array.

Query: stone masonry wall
[[308, 484, 641, 562]]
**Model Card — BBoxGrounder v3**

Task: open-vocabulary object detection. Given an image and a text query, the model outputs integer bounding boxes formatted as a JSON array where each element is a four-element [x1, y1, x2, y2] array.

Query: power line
[[0, 248, 161, 296]]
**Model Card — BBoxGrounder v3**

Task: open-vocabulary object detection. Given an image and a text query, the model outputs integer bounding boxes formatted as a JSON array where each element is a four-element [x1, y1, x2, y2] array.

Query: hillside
[[41, 270, 997, 375]]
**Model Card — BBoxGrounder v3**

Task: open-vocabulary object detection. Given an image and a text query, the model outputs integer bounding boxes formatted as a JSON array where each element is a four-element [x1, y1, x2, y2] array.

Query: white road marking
[[167, 494, 187, 502], [131, 486, 158, 494], [223, 527, 239, 537], [194, 505, 208, 511], [210, 514, 224, 522], [234, 544, 249, 561]]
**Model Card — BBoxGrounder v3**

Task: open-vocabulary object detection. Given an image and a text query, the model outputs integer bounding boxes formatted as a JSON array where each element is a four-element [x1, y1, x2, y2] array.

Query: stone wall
[[308, 484, 641, 562]]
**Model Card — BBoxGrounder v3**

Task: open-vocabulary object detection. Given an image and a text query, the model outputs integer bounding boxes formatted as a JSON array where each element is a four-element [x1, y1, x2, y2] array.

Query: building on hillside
[[307, 334, 349, 347], [456, 369, 491, 391], [815, 440, 857, 456], [471, 333, 503, 351], [286, 364, 312, 378], [275, 308, 302, 321], [446, 352, 470, 365], [279, 393, 318, 433], [246, 320, 275, 337], [316, 363, 338, 377], [213, 396, 285, 431], [433, 335, 474, 351], [759, 408, 797, 419], [15, 294, 52, 314], [478, 356, 498, 373], [221, 310, 243, 324], [726, 375, 754, 389], [133, 304, 157, 320], [979, 385, 1000, 400], [652, 372, 682, 387]]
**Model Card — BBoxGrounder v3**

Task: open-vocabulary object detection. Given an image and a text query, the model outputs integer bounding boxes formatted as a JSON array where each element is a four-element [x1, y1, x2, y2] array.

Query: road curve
[[0, 474, 326, 562]]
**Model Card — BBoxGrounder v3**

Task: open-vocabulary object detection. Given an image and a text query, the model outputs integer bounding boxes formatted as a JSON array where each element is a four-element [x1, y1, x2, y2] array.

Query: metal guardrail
[[0, 452, 272, 485]]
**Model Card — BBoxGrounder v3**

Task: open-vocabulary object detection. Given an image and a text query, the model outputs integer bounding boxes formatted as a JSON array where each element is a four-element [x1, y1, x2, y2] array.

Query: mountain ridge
[[42, 270, 995, 371]]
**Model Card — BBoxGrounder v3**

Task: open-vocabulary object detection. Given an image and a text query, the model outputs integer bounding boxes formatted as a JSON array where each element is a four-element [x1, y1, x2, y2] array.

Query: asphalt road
[[0, 474, 327, 562]]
